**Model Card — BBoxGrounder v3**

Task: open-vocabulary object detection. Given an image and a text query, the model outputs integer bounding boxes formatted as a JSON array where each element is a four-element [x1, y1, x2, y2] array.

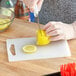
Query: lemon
[[0, 18, 10, 30], [23, 45, 37, 54], [37, 30, 50, 46]]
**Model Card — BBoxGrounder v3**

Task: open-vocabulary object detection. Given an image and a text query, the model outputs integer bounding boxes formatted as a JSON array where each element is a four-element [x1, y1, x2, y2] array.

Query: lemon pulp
[[23, 45, 37, 54], [37, 30, 50, 45]]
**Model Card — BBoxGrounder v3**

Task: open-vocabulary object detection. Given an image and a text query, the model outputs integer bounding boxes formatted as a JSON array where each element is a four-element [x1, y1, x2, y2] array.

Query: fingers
[[23, 0, 44, 12], [30, 0, 44, 12], [43, 22, 52, 30], [43, 21, 57, 30], [23, 0, 38, 12], [50, 34, 65, 41], [46, 28, 65, 41], [43, 21, 65, 41], [46, 29, 62, 36], [29, 0, 38, 12], [46, 25, 56, 33], [30, 0, 38, 9]]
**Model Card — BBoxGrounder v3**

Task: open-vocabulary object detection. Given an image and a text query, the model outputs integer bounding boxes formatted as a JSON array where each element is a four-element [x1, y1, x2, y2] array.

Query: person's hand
[[43, 21, 75, 41], [23, 0, 44, 12]]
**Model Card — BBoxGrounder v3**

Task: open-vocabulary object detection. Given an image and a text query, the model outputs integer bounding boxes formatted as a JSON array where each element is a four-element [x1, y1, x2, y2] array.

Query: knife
[[34, 5, 42, 35], [37, 15, 42, 35]]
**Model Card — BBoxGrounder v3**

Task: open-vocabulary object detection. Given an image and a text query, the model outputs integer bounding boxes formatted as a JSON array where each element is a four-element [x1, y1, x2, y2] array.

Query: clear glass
[[0, 7, 14, 32]]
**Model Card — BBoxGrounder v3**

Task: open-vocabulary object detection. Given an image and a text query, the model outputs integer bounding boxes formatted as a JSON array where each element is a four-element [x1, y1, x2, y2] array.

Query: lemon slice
[[0, 18, 10, 30], [23, 45, 37, 54]]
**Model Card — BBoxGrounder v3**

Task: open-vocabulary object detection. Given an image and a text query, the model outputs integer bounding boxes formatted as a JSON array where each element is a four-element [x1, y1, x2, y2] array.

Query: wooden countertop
[[0, 19, 76, 76]]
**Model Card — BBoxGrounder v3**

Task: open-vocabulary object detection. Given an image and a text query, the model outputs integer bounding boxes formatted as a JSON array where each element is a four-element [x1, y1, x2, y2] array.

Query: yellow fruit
[[0, 18, 10, 30], [23, 45, 37, 54], [37, 30, 50, 46]]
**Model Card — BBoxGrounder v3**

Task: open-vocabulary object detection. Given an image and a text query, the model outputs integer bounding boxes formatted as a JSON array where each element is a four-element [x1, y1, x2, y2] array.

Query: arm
[[72, 21, 76, 38]]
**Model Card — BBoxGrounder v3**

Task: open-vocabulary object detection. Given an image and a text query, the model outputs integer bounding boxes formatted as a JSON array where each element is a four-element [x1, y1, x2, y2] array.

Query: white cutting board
[[6, 37, 71, 62]]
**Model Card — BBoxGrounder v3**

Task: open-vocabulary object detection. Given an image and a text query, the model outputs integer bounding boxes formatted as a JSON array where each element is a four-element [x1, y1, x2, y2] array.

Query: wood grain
[[0, 19, 76, 76]]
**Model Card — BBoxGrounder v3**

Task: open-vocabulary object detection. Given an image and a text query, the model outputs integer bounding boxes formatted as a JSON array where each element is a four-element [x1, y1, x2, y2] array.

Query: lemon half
[[23, 45, 37, 54], [37, 30, 50, 46]]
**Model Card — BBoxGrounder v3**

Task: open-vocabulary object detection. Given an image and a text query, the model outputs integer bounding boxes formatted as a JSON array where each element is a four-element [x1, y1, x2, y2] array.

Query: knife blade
[[34, 5, 42, 36], [37, 15, 42, 36]]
